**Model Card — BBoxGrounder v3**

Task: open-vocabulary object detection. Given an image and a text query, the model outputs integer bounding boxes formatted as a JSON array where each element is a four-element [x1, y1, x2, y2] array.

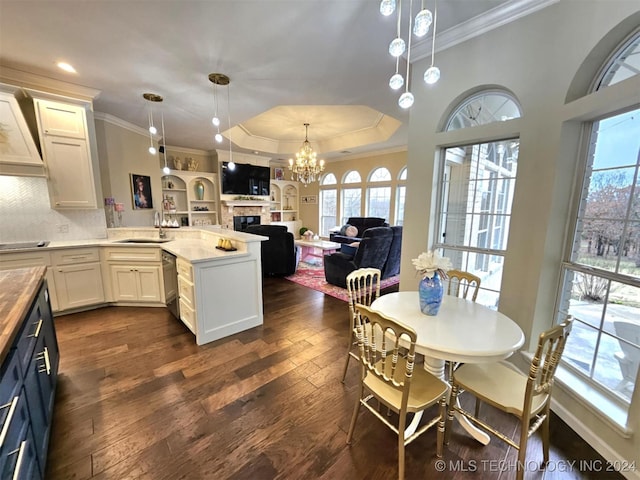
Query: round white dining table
[[370, 291, 525, 443]]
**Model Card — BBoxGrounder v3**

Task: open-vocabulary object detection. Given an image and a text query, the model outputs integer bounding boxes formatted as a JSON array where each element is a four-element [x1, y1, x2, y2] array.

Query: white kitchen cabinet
[[0, 89, 44, 176], [42, 136, 96, 208], [110, 265, 162, 303], [103, 247, 163, 304], [51, 248, 104, 311], [35, 100, 86, 139], [33, 98, 98, 209], [0, 251, 58, 312]]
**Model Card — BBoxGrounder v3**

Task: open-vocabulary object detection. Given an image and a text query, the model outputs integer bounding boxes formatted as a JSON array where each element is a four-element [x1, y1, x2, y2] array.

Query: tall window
[[556, 31, 639, 410], [320, 173, 337, 237], [435, 91, 522, 308], [366, 167, 391, 220], [395, 167, 407, 225], [341, 170, 362, 223]]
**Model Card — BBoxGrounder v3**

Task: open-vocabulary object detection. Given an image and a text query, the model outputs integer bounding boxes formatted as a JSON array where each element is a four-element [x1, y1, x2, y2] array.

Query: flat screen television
[[220, 162, 270, 196]]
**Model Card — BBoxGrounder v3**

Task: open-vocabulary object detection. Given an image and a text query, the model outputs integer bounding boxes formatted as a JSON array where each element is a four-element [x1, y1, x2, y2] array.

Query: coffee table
[[295, 239, 342, 266]]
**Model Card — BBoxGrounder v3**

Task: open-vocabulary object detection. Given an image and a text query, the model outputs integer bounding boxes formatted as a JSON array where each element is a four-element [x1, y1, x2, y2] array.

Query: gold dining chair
[[347, 304, 448, 480], [446, 269, 481, 301], [341, 268, 381, 382], [446, 316, 573, 480], [445, 269, 482, 382]]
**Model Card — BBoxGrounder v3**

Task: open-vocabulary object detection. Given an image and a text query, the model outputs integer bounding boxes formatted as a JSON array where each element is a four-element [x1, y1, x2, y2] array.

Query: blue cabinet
[[0, 281, 58, 479]]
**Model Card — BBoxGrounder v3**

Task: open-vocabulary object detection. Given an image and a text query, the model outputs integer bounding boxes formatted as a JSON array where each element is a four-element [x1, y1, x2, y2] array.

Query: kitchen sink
[[114, 238, 171, 244], [0, 241, 50, 250]]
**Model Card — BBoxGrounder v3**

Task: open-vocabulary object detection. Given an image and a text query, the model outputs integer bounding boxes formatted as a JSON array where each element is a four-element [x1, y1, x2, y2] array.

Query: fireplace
[[233, 215, 261, 232]]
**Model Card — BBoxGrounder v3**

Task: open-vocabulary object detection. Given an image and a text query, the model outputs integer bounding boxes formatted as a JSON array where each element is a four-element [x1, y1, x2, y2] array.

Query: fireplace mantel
[[223, 200, 270, 207]]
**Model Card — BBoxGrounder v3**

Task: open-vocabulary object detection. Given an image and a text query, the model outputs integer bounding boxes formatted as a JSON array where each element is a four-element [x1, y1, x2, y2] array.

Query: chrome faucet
[[155, 211, 166, 239]]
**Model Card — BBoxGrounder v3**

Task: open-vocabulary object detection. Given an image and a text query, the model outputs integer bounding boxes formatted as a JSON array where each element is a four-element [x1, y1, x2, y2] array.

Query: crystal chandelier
[[288, 123, 325, 186], [380, 0, 440, 109]]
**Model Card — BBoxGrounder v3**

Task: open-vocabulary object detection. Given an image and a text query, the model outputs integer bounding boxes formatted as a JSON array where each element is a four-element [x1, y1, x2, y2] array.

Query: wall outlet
[[57, 224, 69, 233]]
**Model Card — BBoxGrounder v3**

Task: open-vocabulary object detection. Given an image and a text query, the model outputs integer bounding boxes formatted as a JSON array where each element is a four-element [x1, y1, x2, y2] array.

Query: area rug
[[285, 262, 400, 302]]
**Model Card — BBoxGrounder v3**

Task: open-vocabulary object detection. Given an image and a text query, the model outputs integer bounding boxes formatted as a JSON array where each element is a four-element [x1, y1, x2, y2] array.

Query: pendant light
[[143, 93, 162, 155], [209, 73, 231, 147], [398, 0, 414, 109], [161, 113, 170, 174], [423, 0, 440, 85]]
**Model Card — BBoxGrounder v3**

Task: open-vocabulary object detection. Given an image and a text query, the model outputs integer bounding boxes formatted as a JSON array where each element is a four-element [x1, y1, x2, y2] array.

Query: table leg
[[416, 356, 490, 445]]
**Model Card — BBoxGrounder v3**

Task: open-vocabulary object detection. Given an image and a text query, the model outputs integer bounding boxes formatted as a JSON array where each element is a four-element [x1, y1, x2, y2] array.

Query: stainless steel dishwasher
[[162, 251, 179, 318]]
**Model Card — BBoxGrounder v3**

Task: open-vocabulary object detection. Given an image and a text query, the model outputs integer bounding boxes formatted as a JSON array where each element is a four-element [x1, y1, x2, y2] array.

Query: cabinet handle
[[9, 440, 27, 480], [0, 396, 19, 447], [28, 318, 43, 338], [38, 347, 51, 375]]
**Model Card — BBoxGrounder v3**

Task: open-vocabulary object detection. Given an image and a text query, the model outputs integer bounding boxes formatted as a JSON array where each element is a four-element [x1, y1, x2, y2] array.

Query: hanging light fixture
[[288, 123, 325, 186], [423, 0, 440, 84], [209, 73, 229, 144], [143, 93, 162, 154], [380, 0, 439, 107], [209, 73, 235, 170], [398, 0, 415, 109], [161, 113, 170, 174]]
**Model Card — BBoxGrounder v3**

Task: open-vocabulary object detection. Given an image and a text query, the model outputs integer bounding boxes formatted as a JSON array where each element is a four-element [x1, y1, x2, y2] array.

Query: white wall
[[402, 0, 640, 473]]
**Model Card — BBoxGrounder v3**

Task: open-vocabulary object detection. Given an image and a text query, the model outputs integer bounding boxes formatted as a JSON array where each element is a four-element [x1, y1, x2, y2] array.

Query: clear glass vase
[[419, 271, 443, 316]]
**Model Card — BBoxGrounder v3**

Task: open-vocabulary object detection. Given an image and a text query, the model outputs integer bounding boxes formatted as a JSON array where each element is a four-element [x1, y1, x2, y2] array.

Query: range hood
[[0, 85, 45, 177]]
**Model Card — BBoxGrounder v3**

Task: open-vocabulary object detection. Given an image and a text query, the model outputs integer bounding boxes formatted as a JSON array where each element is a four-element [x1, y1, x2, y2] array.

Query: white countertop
[[0, 226, 266, 264]]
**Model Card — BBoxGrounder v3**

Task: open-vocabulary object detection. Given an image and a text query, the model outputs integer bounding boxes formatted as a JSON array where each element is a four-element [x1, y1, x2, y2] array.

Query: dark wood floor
[[45, 277, 622, 480]]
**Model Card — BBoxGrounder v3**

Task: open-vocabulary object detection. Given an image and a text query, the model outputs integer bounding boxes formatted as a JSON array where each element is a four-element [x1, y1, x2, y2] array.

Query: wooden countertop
[[0, 266, 46, 364]]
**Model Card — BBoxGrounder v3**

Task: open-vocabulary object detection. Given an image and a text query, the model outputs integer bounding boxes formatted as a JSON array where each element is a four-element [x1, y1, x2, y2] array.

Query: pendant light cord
[[430, 0, 437, 67], [405, 0, 413, 93]]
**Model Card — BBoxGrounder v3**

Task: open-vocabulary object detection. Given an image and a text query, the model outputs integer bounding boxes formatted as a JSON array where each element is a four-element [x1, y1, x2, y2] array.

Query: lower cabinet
[[110, 265, 162, 303], [52, 248, 104, 311], [0, 281, 58, 480]]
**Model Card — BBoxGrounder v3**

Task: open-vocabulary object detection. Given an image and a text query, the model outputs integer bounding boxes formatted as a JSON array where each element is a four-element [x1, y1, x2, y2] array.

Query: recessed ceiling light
[[57, 62, 76, 73]]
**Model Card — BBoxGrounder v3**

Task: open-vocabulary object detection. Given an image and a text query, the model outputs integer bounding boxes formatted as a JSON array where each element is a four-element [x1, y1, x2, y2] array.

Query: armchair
[[330, 217, 389, 244], [324, 227, 393, 288], [245, 224, 300, 276]]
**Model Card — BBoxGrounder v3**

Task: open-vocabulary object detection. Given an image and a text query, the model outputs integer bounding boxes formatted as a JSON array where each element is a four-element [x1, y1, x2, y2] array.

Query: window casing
[[435, 139, 519, 308], [556, 108, 640, 406], [341, 171, 362, 223], [320, 173, 337, 237], [556, 30, 640, 410], [366, 167, 391, 221], [395, 167, 407, 226]]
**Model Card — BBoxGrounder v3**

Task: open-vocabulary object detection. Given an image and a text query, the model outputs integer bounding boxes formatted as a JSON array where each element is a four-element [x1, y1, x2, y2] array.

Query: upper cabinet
[[36, 100, 87, 139], [0, 89, 44, 176], [32, 97, 99, 209]]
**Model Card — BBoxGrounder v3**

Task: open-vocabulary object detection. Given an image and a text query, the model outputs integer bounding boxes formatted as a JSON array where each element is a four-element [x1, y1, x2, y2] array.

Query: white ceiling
[[0, 0, 547, 162]]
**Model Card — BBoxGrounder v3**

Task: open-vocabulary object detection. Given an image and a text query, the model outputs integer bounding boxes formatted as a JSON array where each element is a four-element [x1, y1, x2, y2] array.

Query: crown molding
[[0, 65, 101, 102], [411, 0, 559, 62], [94, 111, 150, 137]]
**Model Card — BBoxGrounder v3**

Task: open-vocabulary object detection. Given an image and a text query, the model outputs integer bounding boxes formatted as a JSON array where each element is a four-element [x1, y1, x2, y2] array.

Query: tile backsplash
[[0, 176, 107, 242]]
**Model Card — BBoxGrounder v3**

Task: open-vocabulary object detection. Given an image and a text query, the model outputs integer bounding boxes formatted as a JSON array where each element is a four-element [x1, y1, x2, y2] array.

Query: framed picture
[[130, 174, 153, 209], [301, 195, 317, 204], [274, 167, 284, 180]]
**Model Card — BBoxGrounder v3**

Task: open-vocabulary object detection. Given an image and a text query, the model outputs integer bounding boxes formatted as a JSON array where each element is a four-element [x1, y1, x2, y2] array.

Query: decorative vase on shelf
[[195, 180, 205, 200], [418, 271, 444, 316]]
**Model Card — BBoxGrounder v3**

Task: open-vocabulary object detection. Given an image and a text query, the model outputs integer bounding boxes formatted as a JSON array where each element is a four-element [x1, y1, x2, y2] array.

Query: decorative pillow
[[339, 224, 351, 235], [344, 225, 359, 238]]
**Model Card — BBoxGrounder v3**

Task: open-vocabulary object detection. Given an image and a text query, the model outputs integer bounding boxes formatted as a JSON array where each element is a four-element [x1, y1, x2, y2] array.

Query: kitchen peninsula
[[0, 227, 267, 346]]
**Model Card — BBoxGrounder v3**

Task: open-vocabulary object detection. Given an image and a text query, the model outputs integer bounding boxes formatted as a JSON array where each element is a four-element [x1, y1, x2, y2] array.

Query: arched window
[[556, 30, 640, 407], [319, 173, 337, 236], [593, 30, 640, 90], [445, 91, 522, 131], [395, 167, 407, 226], [366, 167, 391, 220], [435, 90, 521, 308], [341, 170, 362, 224]]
